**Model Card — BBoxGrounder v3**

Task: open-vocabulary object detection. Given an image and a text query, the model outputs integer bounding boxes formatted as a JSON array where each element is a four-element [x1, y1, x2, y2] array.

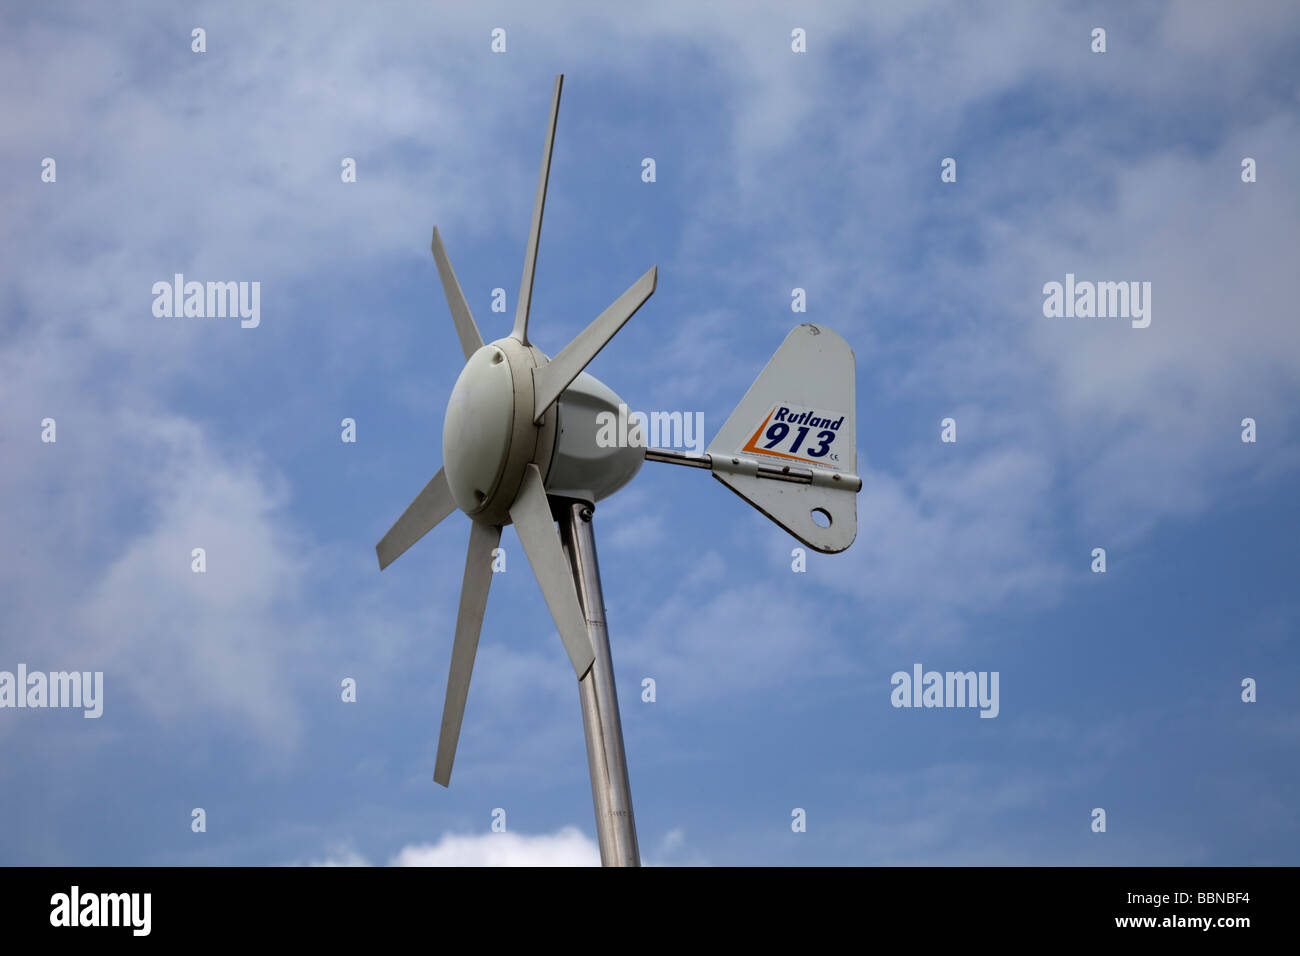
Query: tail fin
[[707, 323, 859, 553]]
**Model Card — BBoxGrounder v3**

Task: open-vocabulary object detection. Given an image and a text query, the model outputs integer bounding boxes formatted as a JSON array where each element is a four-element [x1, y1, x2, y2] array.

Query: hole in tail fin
[[811, 507, 831, 528]]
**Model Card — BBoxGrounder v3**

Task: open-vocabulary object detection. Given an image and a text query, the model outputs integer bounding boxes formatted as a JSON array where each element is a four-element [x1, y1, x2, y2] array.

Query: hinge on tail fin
[[645, 323, 860, 553]]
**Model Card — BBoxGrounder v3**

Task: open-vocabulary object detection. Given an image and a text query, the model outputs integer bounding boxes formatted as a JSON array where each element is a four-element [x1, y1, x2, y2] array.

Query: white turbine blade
[[508, 463, 595, 678], [431, 227, 484, 361], [376, 468, 457, 570], [433, 519, 501, 787], [532, 265, 657, 422], [512, 74, 563, 347]]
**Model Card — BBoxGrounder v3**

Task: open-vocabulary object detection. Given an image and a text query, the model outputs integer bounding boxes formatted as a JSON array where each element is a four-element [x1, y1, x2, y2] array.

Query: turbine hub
[[442, 344, 516, 515]]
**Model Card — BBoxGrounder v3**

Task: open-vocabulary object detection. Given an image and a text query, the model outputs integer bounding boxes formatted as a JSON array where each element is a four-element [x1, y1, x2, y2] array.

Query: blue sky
[[2, 0, 1298, 865]]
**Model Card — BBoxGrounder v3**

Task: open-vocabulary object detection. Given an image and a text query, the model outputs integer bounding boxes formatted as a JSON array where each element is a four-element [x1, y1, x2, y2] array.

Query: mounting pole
[[557, 500, 640, 866]]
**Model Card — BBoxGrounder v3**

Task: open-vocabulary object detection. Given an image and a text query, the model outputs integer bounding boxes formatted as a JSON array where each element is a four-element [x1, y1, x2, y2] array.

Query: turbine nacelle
[[442, 337, 644, 526], [545, 371, 644, 506], [442, 336, 555, 526]]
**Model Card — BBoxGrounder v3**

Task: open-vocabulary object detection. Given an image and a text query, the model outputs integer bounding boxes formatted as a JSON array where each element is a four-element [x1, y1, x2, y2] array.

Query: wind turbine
[[376, 74, 861, 866]]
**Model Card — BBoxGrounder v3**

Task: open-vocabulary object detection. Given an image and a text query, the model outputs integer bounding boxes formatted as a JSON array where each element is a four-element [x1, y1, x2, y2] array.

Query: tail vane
[[706, 323, 859, 553]]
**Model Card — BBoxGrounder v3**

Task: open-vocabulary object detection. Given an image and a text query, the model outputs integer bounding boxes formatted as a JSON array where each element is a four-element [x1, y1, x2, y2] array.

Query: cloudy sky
[[2, 0, 1297, 866]]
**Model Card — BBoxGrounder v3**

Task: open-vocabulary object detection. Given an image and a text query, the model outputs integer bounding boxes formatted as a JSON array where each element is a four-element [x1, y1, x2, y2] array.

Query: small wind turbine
[[376, 74, 861, 866]]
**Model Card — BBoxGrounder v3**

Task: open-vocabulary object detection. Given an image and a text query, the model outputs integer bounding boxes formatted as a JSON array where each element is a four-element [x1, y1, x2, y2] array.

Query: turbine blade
[[508, 463, 595, 678], [431, 227, 484, 361], [512, 74, 563, 347], [531, 265, 657, 422], [433, 519, 501, 787], [376, 468, 456, 570]]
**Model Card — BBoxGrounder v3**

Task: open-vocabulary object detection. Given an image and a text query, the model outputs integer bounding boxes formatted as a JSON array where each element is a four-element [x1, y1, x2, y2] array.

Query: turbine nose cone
[[443, 345, 516, 514]]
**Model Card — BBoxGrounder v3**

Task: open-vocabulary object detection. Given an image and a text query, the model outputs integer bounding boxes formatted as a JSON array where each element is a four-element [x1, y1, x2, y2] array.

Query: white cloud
[[391, 827, 599, 866], [310, 827, 600, 867], [67, 413, 312, 742], [305, 825, 707, 866]]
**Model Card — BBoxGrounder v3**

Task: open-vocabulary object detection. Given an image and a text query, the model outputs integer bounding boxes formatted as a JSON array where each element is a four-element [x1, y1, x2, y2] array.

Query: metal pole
[[558, 500, 640, 866], [644, 446, 834, 485]]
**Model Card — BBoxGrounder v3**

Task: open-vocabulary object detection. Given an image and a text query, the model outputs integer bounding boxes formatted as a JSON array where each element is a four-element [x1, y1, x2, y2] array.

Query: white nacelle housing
[[544, 372, 644, 505]]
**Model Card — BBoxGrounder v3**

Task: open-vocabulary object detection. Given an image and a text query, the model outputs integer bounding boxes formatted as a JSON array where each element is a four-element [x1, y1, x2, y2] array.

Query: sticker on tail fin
[[739, 402, 850, 471]]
